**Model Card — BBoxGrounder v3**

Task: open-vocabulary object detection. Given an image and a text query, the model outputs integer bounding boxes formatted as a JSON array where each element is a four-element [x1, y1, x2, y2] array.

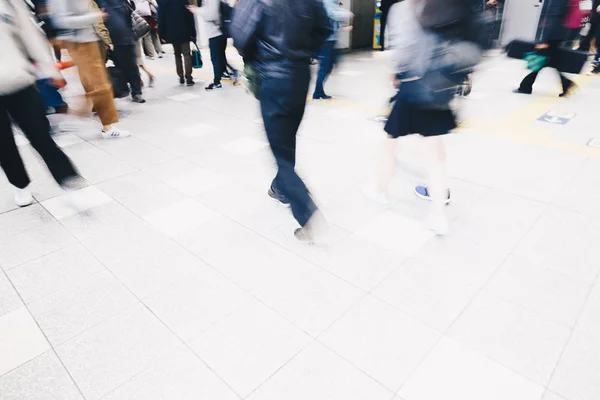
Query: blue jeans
[[313, 40, 337, 98], [260, 67, 317, 227], [209, 35, 227, 84]]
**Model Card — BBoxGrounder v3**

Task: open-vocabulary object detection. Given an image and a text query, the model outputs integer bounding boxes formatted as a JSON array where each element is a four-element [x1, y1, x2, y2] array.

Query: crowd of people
[[0, 0, 595, 240]]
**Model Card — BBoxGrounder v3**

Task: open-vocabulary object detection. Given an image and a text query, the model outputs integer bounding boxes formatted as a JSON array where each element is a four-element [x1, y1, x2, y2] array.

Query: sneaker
[[559, 83, 579, 98], [205, 83, 222, 91], [513, 88, 532, 95], [232, 71, 240, 86], [187, 79, 195, 87], [158, 54, 163, 58], [132, 94, 146, 103], [588, 64, 600, 75], [222, 72, 232, 80], [415, 186, 451, 205], [149, 76, 156, 88], [362, 185, 390, 206], [268, 186, 290, 205], [14, 187, 33, 207], [294, 211, 329, 244], [179, 77, 185, 84], [102, 126, 131, 139], [313, 94, 333, 100], [294, 227, 314, 243]]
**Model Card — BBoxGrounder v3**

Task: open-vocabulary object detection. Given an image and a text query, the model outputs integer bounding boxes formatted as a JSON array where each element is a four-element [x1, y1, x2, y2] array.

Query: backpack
[[414, 0, 470, 31], [220, 1, 234, 38]]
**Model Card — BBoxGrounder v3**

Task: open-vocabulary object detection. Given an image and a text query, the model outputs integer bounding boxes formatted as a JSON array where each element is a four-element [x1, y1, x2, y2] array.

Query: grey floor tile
[[0, 273, 22, 318], [0, 204, 54, 241], [0, 351, 83, 400], [55, 303, 185, 400]]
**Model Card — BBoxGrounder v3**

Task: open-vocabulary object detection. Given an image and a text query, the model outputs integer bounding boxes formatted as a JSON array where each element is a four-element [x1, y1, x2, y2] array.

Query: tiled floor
[[1, 47, 600, 400]]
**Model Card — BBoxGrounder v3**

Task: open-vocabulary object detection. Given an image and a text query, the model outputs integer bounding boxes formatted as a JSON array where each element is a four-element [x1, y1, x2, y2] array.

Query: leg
[[422, 135, 449, 234], [151, 30, 163, 54], [173, 43, 184, 80], [209, 36, 224, 85], [7, 86, 77, 186], [64, 41, 119, 128], [181, 42, 193, 82], [519, 71, 539, 92], [376, 135, 397, 195], [0, 97, 30, 189], [380, 9, 388, 50], [142, 34, 156, 58], [113, 44, 142, 96], [313, 41, 334, 98]]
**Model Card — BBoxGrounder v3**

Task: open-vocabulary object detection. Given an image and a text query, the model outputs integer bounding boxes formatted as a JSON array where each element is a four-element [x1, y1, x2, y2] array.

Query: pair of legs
[[142, 30, 162, 58], [518, 40, 574, 94], [260, 67, 318, 229], [63, 41, 120, 132], [0, 86, 78, 198], [112, 43, 143, 99], [136, 41, 155, 88], [208, 35, 227, 88], [173, 42, 193, 84], [313, 40, 337, 99]]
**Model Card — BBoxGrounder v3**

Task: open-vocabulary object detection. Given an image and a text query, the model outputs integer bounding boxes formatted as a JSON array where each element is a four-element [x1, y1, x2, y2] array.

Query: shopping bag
[[192, 42, 203, 69], [524, 52, 548, 72]]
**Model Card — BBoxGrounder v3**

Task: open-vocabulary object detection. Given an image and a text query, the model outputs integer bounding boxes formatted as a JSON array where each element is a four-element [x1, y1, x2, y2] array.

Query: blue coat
[[157, 0, 196, 44], [96, 0, 137, 45]]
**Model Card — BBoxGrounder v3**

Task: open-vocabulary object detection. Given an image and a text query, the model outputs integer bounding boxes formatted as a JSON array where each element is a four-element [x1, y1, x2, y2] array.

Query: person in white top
[[0, 0, 81, 206]]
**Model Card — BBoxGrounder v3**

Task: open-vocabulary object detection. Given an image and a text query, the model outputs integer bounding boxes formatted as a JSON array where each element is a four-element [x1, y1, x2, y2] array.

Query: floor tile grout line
[[0, 268, 89, 400]]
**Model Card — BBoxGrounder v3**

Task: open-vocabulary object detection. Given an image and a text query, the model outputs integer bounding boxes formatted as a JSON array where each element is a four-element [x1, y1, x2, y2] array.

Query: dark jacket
[[537, 0, 570, 42], [231, 0, 332, 79], [157, 0, 196, 43], [97, 0, 137, 45]]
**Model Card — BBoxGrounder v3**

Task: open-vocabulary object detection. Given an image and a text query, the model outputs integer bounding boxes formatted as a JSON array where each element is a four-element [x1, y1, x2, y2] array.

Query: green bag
[[243, 63, 261, 99], [524, 51, 547, 72], [192, 42, 203, 69]]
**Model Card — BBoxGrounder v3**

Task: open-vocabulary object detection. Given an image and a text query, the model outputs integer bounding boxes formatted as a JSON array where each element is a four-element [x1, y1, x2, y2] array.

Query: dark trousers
[[380, 7, 389, 50], [209, 35, 227, 85], [314, 40, 337, 98], [518, 40, 574, 93], [260, 67, 317, 227], [173, 42, 193, 81], [112, 44, 142, 96], [0, 86, 77, 189]]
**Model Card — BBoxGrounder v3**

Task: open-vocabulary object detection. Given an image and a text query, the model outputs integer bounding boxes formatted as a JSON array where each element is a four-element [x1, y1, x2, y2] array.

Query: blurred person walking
[[198, 0, 228, 91], [50, 0, 131, 137], [136, 39, 156, 86], [513, 0, 581, 97], [380, 0, 399, 51], [312, 0, 353, 100], [158, 0, 197, 85], [134, 0, 160, 58], [98, 0, 146, 102], [1, 0, 80, 206], [365, 0, 485, 235], [232, 0, 332, 242]]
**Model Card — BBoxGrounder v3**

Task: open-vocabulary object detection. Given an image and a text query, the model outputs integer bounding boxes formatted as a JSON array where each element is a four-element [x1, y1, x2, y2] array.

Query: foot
[[415, 186, 451, 205], [232, 71, 240, 86], [559, 83, 579, 98], [362, 185, 390, 206], [205, 83, 222, 91], [268, 186, 290, 205], [513, 88, 532, 95], [102, 126, 131, 139], [158, 54, 163, 58], [222, 72, 232, 80], [313, 94, 333, 100], [294, 227, 314, 243], [179, 77, 185, 85], [132, 94, 146, 103], [589, 64, 600, 76], [186, 79, 195, 86], [294, 211, 329, 244], [149, 76, 156, 88], [147, 56, 155, 60], [14, 187, 33, 207]]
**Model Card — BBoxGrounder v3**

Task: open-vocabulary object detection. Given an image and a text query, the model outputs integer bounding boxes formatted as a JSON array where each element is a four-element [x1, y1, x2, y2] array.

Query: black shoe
[[513, 88, 532, 95], [187, 79, 195, 86], [588, 65, 600, 76], [179, 77, 185, 84], [268, 186, 290, 205], [205, 83, 222, 91], [132, 94, 146, 103], [313, 94, 332, 100], [222, 72, 232, 80], [559, 83, 579, 97]]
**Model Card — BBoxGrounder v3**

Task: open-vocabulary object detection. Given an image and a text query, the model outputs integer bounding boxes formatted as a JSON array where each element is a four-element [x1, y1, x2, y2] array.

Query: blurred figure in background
[[50, 0, 130, 137], [513, 0, 579, 97], [136, 39, 156, 86], [199, 0, 227, 91], [134, 0, 159, 58], [312, 0, 353, 100], [91, 0, 113, 62], [98, 0, 146, 103], [379, 0, 399, 51], [232, 0, 332, 242], [32, 0, 63, 61], [158, 0, 197, 85], [1, 0, 80, 206]]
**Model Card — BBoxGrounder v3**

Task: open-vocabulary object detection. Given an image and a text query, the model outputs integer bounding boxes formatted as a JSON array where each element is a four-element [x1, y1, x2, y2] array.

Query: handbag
[[524, 51, 548, 72], [126, 1, 151, 39], [191, 42, 203, 69]]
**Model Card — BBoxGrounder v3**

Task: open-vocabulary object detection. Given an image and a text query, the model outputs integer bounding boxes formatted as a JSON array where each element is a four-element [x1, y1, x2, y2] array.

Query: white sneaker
[[14, 187, 34, 207], [362, 185, 391, 206], [102, 126, 131, 139]]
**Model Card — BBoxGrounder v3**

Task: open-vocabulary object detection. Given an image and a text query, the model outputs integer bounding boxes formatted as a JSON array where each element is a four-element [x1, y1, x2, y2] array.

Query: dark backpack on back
[[220, 1, 234, 38], [414, 0, 470, 31]]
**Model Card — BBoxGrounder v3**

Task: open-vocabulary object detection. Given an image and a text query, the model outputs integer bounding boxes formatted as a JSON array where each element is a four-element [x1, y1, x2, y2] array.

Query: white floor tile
[[53, 134, 85, 148], [399, 337, 544, 400], [0, 204, 54, 241], [41, 187, 113, 220], [248, 341, 393, 400], [142, 198, 220, 237], [576, 284, 600, 338], [168, 93, 200, 102], [189, 300, 311, 397], [0, 351, 83, 400], [319, 296, 441, 392], [0, 308, 51, 376], [144, 158, 228, 196], [549, 331, 600, 400], [449, 293, 571, 386], [373, 259, 480, 331], [355, 211, 434, 256], [221, 137, 269, 156], [0, 273, 22, 318], [176, 123, 220, 138]]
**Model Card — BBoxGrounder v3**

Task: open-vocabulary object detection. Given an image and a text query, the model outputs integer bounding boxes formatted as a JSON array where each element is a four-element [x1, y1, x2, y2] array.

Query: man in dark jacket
[[158, 0, 197, 85], [97, 0, 145, 102], [232, 0, 332, 242], [514, 0, 576, 96]]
